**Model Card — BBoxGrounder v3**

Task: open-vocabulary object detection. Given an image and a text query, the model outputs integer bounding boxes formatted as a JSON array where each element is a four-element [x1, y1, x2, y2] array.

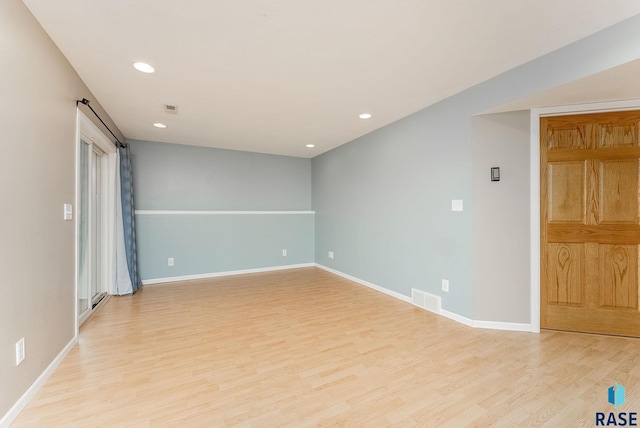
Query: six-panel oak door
[[541, 110, 640, 337]]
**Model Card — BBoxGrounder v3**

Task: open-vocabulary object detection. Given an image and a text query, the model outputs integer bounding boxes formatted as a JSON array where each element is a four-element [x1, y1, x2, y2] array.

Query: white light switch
[[451, 200, 463, 212], [63, 204, 73, 220], [16, 338, 25, 365]]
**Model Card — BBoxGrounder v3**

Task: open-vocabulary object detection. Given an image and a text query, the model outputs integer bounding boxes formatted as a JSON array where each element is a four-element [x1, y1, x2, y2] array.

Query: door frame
[[529, 98, 640, 333], [75, 110, 117, 334]]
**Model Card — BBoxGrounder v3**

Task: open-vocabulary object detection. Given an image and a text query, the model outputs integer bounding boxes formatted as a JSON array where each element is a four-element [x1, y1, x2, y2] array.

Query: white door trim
[[529, 98, 640, 333]]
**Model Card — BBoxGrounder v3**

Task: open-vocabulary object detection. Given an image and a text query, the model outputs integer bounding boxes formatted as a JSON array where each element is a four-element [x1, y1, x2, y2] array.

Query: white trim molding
[[439, 309, 474, 327], [438, 310, 533, 332], [530, 108, 541, 334], [0, 336, 77, 428], [142, 263, 315, 285], [529, 99, 640, 335], [533, 98, 640, 118], [316, 264, 411, 303], [135, 210, 315, 215], [315, 264, 534, 332], [471, 319, 534, 332]]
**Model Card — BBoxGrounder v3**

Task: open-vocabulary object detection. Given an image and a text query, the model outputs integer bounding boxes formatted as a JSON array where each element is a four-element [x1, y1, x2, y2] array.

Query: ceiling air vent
[[164, 104, 178, 114]]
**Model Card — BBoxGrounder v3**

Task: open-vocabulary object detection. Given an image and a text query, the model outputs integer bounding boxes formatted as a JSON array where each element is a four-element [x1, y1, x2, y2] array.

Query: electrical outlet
[[16, 338, 25, 366], [442, 279, 449, 292], [282, 249, 287, 257], [168, 257, 174, 266], [328, 251, 334, 259]]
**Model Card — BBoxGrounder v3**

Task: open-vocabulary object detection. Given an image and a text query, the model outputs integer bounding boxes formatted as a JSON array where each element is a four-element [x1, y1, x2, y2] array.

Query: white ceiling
[[22, 0, 640, 158]]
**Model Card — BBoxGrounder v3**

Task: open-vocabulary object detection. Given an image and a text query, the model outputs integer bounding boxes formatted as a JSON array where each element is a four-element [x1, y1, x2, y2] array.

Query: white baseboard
[[316, 264, 535, 333], [142, 263, 316, 285], [438, 310, 532, 331], [439, 309, 474, 327], [315, 264, 411, 303], [0, 336, 77, 428], [471, 319, 534, 332]]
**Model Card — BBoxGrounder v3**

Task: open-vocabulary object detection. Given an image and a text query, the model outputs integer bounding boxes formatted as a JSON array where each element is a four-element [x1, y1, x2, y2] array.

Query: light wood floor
[[12, 267, 640, 427]]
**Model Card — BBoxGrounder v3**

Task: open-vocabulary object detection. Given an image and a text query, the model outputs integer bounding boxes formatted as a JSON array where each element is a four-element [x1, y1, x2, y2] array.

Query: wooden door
[[541, 110, 640, 337]]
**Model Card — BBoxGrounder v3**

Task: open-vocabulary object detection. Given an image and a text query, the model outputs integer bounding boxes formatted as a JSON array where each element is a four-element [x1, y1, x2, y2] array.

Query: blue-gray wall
[[312, 99, 476, 316], [312, 14, 640, 320], [130, 140, 311, 210], [128, 140, 313, 280]]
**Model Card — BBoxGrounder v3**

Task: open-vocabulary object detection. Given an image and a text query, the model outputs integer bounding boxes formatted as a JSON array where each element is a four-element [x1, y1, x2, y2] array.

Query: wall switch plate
[[328, 251, 334, 259], [491, 167, 501, 182], [282, 249, 287, 256], [63, 204, 73, 221], [442, 279, 449, 292], [168, 257, 174, 266], [451, 200, 463, 212], [16, 338, 25, 365]]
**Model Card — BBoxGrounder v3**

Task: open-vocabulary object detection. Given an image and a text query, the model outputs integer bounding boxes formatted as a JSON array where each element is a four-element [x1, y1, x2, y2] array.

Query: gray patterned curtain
[[118, 143, 141, 293]]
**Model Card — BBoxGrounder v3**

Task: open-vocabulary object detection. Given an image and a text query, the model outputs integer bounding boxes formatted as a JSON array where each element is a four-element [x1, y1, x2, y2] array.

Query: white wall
[[0, 0, 122, 420]]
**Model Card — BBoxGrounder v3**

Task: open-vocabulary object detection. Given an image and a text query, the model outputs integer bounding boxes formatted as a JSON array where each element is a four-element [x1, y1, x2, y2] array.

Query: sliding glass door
[[76, 110, 117, 330], [78, 140, 107, 324]]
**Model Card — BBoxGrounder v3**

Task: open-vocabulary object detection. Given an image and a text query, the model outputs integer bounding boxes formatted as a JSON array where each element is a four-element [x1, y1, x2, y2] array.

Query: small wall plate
[[491, 167, 500, 182]]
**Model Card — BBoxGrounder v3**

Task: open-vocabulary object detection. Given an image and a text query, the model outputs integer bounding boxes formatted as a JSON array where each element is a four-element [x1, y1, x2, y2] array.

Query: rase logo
[[610, 384, 626, 408], [596, 383, 637, 426]]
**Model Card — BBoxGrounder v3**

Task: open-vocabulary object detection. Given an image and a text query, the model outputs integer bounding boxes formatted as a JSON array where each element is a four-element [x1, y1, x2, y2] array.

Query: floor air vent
[[411, 288, 441, 314]]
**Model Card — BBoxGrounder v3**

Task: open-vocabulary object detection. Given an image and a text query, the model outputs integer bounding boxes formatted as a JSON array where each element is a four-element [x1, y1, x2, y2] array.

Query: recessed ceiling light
[[133, 62, 155, 73], [359, 113, 372, 119], [153, 122, 167, 128], [306, 144, 315, 148]]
